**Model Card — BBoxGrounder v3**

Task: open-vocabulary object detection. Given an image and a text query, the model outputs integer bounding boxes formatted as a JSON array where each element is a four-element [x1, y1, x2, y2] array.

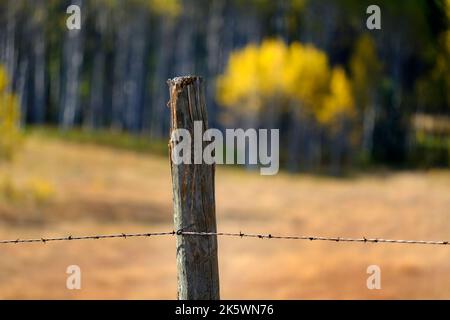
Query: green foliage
[[414, 2, 450, 114], [410, 132, 450, 168], [28, 127, 168, 157]]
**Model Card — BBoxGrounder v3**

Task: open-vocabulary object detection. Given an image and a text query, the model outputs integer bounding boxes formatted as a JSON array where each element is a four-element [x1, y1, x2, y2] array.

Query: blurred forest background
[[0, 0, 450, 299], [0, 0, 449, 172]]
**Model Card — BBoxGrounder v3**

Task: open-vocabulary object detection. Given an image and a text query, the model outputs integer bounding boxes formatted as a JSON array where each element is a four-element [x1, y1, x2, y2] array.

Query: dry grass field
[[0, 134, 449, 299]]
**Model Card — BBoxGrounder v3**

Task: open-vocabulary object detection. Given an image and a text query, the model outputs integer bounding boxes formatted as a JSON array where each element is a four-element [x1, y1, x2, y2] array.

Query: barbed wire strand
[[0, 230, 448, 246]]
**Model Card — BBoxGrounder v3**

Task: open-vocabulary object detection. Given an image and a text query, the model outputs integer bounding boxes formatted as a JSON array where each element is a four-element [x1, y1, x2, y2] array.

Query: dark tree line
[[0, 0, 449, 171]]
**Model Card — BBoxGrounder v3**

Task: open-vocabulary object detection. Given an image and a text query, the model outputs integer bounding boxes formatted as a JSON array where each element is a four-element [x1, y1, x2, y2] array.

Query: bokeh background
[[0, 0, 449, 299]]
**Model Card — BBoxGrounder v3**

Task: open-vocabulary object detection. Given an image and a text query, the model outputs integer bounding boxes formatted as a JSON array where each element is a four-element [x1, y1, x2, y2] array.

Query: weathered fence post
[[167, 76, 220, 300]]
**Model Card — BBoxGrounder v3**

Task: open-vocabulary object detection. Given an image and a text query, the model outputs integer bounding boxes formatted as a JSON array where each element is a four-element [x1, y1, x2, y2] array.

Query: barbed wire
[[181, 231, 450, 245], [0, 229, 448, 246], [0, 231, 175, 244]]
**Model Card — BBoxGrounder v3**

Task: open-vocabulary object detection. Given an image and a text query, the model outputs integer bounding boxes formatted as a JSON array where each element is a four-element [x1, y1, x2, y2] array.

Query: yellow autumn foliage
[[0, 66, 7, 92], [105, 0, 181, 16], [350, 34, 382, 109], [217, 44, 263, 112], [318, 67, 355, 124], [149, 0, 181, 17], [446, 0, 450, 21], [282, 42, 330, 111], [0, 65, 22, 162], [216, 38, 354, 124]]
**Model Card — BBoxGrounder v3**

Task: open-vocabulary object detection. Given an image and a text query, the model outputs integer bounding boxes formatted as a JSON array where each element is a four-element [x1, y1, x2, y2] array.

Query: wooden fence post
[[167, 76, 220, 300]]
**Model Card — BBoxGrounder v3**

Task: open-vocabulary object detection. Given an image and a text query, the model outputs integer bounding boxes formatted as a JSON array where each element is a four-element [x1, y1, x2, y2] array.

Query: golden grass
[[0, 135, 449, 299]]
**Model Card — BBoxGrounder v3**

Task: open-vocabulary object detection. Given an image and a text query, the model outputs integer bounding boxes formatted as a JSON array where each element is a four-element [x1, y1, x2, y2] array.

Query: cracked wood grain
[[167, 76, 220, 300]]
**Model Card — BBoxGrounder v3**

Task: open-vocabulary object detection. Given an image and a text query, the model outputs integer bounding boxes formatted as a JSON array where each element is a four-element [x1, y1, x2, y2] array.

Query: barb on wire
[[180, 231, 450, 246], [0, 230, 448, 246], [0, 231, 175, 244]]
